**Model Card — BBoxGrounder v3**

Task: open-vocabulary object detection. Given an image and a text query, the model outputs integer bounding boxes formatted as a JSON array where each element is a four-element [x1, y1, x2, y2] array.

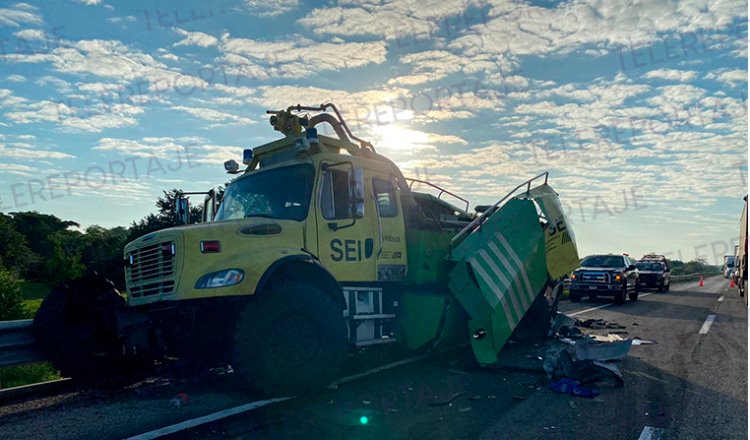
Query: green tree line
[[0, 189, 202, 321]]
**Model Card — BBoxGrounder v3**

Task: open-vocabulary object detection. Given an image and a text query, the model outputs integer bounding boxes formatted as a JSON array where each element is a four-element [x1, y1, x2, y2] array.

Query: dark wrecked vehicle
[[569, 254, 639, 305], [635, 254, 671, 292]]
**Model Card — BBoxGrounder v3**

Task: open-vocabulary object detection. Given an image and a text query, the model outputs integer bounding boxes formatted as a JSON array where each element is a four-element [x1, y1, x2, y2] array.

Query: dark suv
[[636, 255, 670, 292], [569, 254, 640, 304]]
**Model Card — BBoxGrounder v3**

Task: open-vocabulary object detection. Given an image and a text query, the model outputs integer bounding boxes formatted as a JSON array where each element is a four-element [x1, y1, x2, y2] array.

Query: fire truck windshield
[[214, 164, 315, 222]]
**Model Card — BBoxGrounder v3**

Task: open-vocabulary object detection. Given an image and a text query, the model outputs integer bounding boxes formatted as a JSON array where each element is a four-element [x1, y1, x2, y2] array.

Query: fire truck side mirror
[[350, 167, 365, 219], [176, 197, 190, 225]]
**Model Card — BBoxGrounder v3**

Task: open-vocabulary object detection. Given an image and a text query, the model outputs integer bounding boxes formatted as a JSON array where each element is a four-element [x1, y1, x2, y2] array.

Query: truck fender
[[255, 255, 344, 309]]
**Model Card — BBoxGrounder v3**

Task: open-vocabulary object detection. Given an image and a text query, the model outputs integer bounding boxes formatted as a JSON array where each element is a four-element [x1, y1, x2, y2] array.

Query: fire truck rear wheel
[[232, 281, 347, 395]]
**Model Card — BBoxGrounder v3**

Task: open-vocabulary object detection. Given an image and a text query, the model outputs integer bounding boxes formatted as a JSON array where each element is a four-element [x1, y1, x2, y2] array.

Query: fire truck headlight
[[195, 269, 244, 289]]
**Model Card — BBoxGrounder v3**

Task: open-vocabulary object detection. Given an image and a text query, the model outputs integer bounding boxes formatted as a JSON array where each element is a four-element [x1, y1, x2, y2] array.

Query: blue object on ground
[[549, 378, 600, 398]]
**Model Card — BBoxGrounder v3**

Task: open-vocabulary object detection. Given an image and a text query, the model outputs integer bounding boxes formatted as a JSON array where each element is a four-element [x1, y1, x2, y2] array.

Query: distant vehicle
[[569, 254, 640, 305], [736, 195, 747, 303], [723, 255, 736, 279], [636, 254, 671, 292]]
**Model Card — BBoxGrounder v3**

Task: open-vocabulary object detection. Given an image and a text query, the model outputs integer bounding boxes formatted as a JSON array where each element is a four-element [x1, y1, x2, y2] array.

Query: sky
[[0, 0, 747, 265]]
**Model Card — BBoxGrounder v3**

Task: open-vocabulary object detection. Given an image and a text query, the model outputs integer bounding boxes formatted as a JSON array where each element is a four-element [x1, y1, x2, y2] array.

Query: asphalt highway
[[0, 276, 745, 440]]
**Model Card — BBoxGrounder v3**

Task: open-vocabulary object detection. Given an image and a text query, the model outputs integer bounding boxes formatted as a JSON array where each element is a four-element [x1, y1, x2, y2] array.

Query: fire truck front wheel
[[232, 281, 348, 395]]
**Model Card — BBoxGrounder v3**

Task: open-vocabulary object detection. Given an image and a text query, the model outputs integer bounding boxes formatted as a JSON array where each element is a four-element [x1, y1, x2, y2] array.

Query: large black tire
[[33, 275, 137, 385], [614, 286, 626, 305], [665, 280, 670, 292], [629, 283, 639, 301], [569, 291, 581, 303], [232, 281, 348, 395]]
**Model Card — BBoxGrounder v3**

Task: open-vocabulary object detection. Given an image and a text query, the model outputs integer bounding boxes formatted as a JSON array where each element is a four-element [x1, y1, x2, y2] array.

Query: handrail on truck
[[405, 178, 471, 213], [449, 171, 549, 250]]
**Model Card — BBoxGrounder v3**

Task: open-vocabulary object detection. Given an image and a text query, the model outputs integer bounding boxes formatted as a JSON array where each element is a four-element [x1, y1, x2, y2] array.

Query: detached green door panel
[[525, 184, 580, 280], [447, 198, 547, 364]]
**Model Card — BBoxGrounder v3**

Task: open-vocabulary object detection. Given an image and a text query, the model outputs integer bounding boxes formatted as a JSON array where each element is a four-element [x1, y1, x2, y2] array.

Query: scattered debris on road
[[430, 391, 467, 406], [575, 338, 632, 361], [548, 378, 600, 398]]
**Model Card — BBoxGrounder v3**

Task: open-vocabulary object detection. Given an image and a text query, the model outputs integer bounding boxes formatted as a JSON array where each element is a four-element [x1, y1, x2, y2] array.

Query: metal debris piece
[[575, 338, 632, 361], [430, 391, 467, 406]]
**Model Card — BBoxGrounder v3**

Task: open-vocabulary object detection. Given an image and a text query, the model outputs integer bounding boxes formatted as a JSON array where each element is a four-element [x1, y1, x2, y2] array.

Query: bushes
[[0, 268, 27, 320]]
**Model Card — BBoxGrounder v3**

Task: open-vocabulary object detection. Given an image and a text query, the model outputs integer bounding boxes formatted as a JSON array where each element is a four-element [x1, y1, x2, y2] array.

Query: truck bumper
[[570, 284, 623, 297], [119, 296, 247, 362]]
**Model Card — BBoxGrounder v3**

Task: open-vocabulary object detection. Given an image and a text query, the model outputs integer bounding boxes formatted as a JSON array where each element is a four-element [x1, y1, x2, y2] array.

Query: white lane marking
[[124, 397, 293, 440], [699, 315, 716, 334], [331, 344, 466, 387], [638, 426, 665, 439], [718, 295, 725, 302], [567, 293, 653, 317]]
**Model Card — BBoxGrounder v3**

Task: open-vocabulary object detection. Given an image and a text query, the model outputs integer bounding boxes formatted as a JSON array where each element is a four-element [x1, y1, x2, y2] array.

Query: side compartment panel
[[447, 199, 548, 364]]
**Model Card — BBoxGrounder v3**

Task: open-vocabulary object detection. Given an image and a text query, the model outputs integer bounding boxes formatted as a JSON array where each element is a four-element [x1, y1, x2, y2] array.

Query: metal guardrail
[[0, 319, 45, 367], [671, 273, 720, 282]]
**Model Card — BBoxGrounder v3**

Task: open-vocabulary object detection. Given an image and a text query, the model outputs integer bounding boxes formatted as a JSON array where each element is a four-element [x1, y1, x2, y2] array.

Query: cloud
[[297, 0, 484, 38], [0, 3, 42, 27], [243, 0, 299, 17], [91, 136, 244, 166], [72, 0, 102, 5], [6, 74, 25, 82], [707, 68, 748, 86], [0, 140, 74, 160], [13, 28, 47, 40], [171, 105, 255, 126], [216, 34, 388, 79], [92, 136, 203, 159], [174, 29, 219, 48], [644, 68, 699, 82], [0, 163, 34, 175]]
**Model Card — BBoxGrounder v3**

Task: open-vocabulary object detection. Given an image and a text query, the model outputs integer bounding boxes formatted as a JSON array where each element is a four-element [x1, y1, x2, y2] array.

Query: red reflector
[[200, 240, 221, 253]]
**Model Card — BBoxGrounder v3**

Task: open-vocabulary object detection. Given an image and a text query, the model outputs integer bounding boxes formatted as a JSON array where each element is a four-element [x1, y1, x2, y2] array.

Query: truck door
[[371, 176, 408, 281], [316, 163, 379, 282]]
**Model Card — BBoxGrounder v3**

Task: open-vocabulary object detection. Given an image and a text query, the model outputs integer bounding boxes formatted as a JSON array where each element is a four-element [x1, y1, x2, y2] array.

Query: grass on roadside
[[0, 363, 60, 389], [0, 282, 62, 389], [21, 281, 50, 317]]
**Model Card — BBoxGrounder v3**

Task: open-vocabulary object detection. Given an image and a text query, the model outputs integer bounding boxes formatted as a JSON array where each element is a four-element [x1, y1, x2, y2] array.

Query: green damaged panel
[[447, 198, 547, 364], [397, 290, 468, 350], [525, 184, 580, 280], [397, 291, 447, 350]]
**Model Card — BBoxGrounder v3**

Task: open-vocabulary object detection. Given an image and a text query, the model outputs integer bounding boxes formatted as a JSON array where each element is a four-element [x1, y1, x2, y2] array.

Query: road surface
[[0, 276, 745, 440]]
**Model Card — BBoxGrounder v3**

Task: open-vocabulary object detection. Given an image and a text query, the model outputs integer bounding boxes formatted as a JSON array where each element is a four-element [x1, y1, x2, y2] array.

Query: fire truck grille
[[126, 241, 176, 297]]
